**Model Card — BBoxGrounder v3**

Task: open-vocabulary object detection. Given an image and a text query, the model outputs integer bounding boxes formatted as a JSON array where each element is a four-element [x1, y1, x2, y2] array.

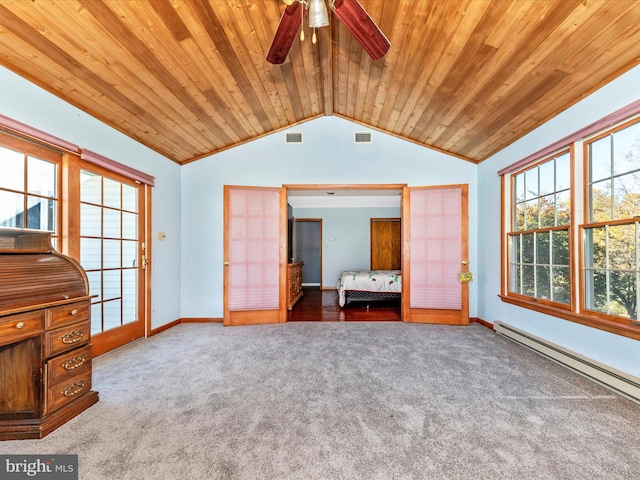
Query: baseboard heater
[[494, 321, 640, 403]]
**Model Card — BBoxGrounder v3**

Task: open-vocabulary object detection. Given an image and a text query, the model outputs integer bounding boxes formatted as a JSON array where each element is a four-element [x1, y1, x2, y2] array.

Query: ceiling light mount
[[286, 0, 331, 45], [308, 0, 329, 28], [267, 0, 389, 64]]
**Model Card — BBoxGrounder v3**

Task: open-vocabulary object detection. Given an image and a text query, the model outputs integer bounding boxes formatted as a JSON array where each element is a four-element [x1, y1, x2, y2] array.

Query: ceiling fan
[[266, 0, 390, 64]]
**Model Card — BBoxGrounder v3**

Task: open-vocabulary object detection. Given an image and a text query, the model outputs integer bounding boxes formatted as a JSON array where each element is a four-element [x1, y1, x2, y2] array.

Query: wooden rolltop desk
[[0, 228, 98, 440]]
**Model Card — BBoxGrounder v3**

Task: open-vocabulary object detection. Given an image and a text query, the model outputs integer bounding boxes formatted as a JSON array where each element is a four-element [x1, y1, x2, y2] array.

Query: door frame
[[227, 183, 468, 325], [286, 184, 406, 297], [286, 183, 406, 289]]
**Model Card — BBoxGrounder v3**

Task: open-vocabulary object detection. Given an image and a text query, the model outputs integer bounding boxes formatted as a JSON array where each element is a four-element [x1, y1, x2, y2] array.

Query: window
[[508, 152, 571, 306], [0, 134, 60, 247], [583, 121, 640, 321], [501, 114, 640, 338], [0, 116, 153, 356]]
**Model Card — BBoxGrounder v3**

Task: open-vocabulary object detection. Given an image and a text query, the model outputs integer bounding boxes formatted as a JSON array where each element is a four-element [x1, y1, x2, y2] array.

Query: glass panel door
[[224, 186, 287, 325], [80, 169, 145, 354], [402, 185, 469, 324]]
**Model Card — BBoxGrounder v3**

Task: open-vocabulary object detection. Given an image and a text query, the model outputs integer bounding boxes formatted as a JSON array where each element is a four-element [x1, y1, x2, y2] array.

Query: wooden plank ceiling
[[0, 0, 639, 165]]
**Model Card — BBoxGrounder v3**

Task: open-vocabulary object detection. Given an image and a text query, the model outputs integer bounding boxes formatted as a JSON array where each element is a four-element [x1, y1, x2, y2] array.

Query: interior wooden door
[[371, 218, 401, 270], [402, 185, 469, 325], [224, 186, 287, 326]]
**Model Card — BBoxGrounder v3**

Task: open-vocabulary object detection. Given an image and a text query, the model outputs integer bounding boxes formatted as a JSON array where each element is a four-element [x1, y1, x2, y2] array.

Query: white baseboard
[[494, 321, 640, 403]]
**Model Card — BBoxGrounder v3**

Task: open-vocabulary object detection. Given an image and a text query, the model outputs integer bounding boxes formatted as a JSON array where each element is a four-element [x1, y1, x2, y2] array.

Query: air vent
[[285, 131, 303, 144], [354, 131, 372, 143]]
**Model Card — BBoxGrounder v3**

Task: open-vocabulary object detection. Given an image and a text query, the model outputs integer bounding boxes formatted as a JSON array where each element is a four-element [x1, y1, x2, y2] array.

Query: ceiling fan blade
[[332, 0, 390, 60], [266, 2, 303, 64]]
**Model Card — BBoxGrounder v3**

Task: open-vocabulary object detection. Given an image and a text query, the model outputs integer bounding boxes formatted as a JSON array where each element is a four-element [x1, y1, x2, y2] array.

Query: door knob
[[224, 261, 230, 266], [461, 260, 468, 265]]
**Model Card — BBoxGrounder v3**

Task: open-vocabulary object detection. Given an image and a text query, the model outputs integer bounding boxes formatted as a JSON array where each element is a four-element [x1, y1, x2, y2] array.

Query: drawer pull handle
[[62, 380, 86, 397], [60, 330, 85, 344], [62, 295, 70, 300], [16, 321, 25, 329], [71, 309, 78, 316], [62, 354, 87, 370]]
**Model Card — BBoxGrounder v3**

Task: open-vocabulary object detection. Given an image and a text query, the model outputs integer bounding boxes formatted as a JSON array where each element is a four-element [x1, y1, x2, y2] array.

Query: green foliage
[[586, 166, 639, 320], [585, 221, 637, 319], [510, 127, 640, 319]]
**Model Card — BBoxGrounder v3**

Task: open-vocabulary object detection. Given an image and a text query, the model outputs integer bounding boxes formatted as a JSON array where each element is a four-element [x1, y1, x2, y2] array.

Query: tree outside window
[[584, 122, 640, 320]]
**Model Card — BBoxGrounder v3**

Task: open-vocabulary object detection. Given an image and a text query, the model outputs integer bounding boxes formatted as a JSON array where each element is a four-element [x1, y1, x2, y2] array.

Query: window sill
[[498, 294, 640, 341]]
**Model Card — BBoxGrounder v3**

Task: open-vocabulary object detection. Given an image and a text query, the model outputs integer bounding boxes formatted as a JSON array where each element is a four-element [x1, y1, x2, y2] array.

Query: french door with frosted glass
[[402, 185, 469, 324], [223, 185, 287, 326], [80, 167, 146, 355]]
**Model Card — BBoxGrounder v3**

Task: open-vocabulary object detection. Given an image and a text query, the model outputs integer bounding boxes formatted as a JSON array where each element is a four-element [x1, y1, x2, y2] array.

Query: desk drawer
[[44, 320, 90, 357], [47, 301, 90, 329], [46, 371, 92, 413], [0, 311, 43, 347], [46, 344, 92, 386]]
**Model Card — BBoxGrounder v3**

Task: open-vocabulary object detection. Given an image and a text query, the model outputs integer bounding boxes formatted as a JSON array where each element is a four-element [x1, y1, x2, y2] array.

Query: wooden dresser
[[0, 228, 98, 440], [287, 262, 303, 310]]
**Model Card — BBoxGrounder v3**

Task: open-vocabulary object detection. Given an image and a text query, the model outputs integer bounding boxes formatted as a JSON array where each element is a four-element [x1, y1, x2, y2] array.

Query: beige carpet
[[1, 322, 639, 479]]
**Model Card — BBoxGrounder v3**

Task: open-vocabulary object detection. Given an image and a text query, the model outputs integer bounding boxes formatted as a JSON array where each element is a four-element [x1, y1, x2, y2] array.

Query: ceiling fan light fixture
[[267, 0, 390, 64], [308, 0, 329, 28]]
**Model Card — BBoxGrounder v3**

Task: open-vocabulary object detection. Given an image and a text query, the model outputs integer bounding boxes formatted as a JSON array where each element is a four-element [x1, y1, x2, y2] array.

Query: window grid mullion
[[537, 167, 541, 228], [549, 231, 554, 302], [518, 234, 523, 295], [533, 232, 538, 298], [22, 153, 28, 229], [100, 177, 105, 333], [553, 158, 557, 226], [609, 135, 615, 221], [636, 222, 639, 320], [605, 225, 611, 315]]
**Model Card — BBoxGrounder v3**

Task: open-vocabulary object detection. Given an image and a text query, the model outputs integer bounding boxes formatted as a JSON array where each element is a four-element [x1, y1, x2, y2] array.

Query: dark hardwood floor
[[288, 287, 401, 322]]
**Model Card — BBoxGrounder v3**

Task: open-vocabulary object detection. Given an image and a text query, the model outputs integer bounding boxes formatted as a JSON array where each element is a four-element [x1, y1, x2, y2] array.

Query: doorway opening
[[294, 218, 322, 287], [224, 183, 469, 325], [286, 185, 404, 321]]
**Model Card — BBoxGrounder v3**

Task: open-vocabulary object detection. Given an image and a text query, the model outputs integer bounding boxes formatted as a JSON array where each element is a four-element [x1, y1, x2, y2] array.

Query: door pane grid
[[80, 171, 139, 335], [410, 188, 462, 310], [229, 189, 280, 311]]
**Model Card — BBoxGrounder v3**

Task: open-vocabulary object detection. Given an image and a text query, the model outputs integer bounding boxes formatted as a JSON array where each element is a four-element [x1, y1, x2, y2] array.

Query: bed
[[336, 270, 401, 307]]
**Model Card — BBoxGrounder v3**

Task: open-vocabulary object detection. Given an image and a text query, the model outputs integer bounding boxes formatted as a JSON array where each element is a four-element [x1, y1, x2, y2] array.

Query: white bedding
[[336, 270, 402, 307]]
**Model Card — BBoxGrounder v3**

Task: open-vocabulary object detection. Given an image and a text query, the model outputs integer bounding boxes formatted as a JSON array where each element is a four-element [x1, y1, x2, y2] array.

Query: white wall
[[181, 116, 478, 318], [477, 64, 640, 377], [5, 55, 638, 378], [6, 54, 638, 379], [292, 206, 401, 286], [0, 67, 182, 330]]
